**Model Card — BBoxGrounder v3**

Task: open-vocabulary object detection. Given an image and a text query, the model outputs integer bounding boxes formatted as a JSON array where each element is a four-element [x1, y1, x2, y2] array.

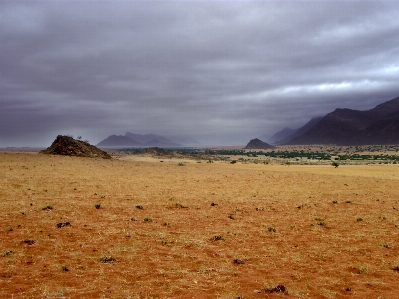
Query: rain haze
[[1, 1, 399, 147]]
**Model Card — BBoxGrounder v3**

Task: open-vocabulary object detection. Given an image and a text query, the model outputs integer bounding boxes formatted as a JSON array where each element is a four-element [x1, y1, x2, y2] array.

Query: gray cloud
[[1, 1, 399, 146]]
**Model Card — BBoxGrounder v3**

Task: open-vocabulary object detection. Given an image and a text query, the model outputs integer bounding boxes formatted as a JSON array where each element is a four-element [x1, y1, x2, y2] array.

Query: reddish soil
[[1, 153, 399, 298]]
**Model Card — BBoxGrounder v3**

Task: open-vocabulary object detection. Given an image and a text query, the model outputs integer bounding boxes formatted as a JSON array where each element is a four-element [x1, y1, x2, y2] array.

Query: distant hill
[[97, 135, 142, 147], [277, 117, 323, 144], [97, 132, 198, 147], [124, 132, 181, 146], [288, 96, 399, 145], [244, 138, 274, 149]]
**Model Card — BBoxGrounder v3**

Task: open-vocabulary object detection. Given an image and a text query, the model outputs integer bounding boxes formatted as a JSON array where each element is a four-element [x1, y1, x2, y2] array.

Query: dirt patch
[[1, 152, 399, 298]]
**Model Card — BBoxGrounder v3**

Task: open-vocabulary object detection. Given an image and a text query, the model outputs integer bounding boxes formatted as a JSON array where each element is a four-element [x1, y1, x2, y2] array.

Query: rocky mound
[[40, 135, 111, 159], [244, 138, 275, 149]]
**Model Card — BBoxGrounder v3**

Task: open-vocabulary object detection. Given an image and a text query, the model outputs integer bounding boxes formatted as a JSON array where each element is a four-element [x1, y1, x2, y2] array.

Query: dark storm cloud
[[1, 1, 399, 146]]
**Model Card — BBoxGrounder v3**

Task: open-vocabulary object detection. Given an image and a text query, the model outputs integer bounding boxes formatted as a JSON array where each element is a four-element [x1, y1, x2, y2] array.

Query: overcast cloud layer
[[1, 1, 399, 146]]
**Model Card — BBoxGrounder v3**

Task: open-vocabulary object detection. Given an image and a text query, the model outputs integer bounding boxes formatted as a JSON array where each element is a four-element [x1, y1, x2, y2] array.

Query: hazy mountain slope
[[265, 128, 296, 144], [277, 117, 322, 144]]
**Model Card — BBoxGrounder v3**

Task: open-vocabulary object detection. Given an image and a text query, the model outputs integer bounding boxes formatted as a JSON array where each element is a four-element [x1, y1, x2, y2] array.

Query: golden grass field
[[1, 152, 399, 298]]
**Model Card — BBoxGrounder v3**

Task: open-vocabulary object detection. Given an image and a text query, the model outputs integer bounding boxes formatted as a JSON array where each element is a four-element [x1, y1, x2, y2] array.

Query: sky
[[1, 1, 399, 147]]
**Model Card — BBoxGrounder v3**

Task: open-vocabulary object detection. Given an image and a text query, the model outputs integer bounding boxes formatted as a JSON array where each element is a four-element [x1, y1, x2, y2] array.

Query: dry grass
[[1, 152, 399, 298]]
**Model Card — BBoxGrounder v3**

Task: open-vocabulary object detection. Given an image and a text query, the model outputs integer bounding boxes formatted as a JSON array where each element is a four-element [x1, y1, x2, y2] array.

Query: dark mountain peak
[[288, 96, 399, 145], [244, 138, 275, 149], [372, 96, 399, 113]]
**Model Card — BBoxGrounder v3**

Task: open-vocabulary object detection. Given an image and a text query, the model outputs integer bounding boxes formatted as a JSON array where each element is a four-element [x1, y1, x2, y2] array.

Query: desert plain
[[1, 151, 399, 298]]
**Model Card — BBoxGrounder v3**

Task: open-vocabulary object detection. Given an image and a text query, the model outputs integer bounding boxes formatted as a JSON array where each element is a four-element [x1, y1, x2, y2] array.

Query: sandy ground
[[1, 152, 399, 298]]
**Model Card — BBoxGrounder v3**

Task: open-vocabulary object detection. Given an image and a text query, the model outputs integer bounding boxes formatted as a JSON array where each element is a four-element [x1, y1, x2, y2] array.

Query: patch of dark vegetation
[[42, 205, 53, 210], [23, 240, 34, 245], [61, 265, 69, 272]]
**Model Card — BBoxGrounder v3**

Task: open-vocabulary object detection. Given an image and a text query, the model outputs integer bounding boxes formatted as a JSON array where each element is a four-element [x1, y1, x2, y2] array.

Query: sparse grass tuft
[[210, 235, 225, 241], [94, 203, 101, 209], [1, 250, 13, 257], [233, 257, 245, 264], [42, 205, 53, 210], [315, 218, 326, 226], [268, 226, 276, 232], [100, 255, 116, 263], [144, 217, 152, 222], [175, 203, 187, 209], [135, 205, 143, 209], [357, 265, 367, 274], [356, 217, 363, 222]]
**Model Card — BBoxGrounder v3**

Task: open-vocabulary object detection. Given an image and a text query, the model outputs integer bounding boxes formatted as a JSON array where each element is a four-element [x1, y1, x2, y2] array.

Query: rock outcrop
[[244, 138, 275, 149], [40, 135, 111, 159]]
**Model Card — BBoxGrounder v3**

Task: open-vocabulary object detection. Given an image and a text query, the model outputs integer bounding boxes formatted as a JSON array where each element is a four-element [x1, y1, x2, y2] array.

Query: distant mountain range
[[267, 96, 399, 145], [97, 132, 200, 147]]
